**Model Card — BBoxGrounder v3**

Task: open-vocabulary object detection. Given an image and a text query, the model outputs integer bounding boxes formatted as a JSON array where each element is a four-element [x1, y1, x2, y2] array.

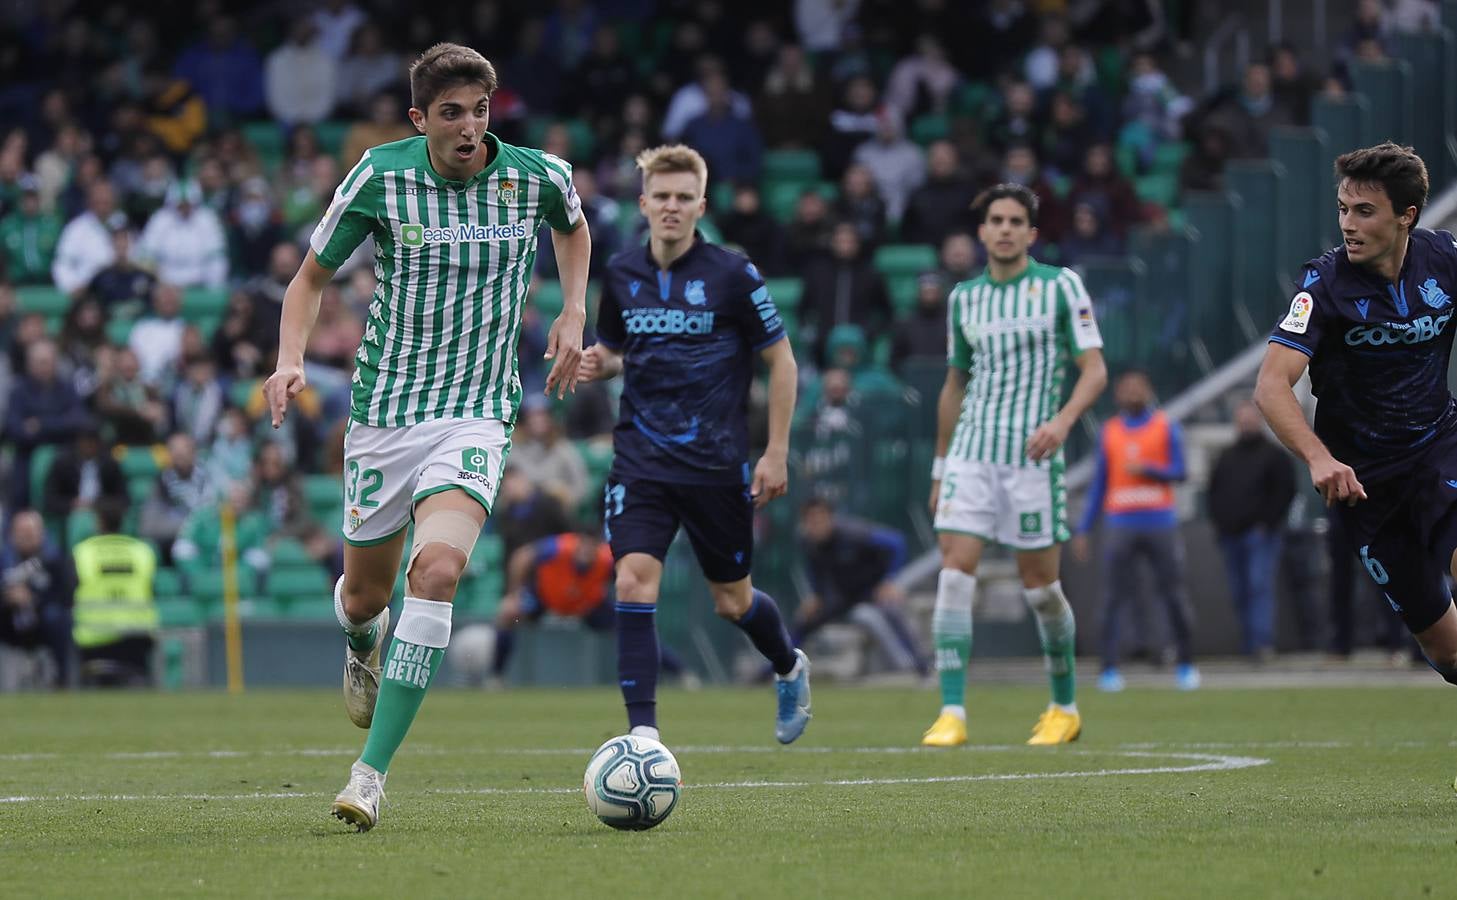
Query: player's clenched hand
[[1310, 452, 1366, 506], [577, 345, 608, 383], [1026, 416, 1071, 461], [263, 364, 307, 429], [543, 308, 586, 399], [750, 450, 788, 508]]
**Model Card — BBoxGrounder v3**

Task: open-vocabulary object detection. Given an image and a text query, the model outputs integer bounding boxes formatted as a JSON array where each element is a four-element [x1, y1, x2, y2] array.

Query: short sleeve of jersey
[[947, 284, 971, 370], [1056, 267, 1104, 353], [595, 274, 625, 349], [736, 258, 786, 350], [310, 152, 381, 270], [538, 153, 583, 233], [1267, 266, 1329, 358]]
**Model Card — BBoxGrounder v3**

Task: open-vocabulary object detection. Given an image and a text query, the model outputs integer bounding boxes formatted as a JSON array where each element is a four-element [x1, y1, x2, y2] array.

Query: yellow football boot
[[920, 712, 968, 747], [1026, 706, 1081, 745]]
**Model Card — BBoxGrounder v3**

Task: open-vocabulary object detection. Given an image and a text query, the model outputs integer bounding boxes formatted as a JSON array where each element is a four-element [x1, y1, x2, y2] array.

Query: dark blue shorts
[[602, 478, 753, 583], [1337, 429, 1457, 634]]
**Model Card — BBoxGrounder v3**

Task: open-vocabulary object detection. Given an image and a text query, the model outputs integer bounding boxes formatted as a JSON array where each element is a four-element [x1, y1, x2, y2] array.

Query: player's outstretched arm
[[544, 221, 591, 399], [1027, 348, 1107, 462], [751, 337, 798, 508], [929, 368, 970, 516], [263, 249, 334, 429], [1254, 342, 1366, 506]]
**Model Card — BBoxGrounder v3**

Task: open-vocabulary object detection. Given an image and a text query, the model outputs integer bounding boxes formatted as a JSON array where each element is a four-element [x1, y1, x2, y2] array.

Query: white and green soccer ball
[[583, 735, 681, 830]]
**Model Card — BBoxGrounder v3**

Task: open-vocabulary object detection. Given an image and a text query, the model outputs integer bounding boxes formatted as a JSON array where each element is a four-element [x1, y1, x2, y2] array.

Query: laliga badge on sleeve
[[1279, 291, 1314, 335]]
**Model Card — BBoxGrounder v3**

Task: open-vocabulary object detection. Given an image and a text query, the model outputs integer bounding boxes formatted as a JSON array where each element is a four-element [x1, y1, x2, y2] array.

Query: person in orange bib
[[1073, 369, 1199, 692], [492, 528, 687, 680]]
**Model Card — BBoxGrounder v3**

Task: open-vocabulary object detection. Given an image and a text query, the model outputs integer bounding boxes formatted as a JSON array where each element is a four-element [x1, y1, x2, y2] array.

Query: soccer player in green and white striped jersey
[[261, 43, 591, 832], [920, 183, 1107, 749]]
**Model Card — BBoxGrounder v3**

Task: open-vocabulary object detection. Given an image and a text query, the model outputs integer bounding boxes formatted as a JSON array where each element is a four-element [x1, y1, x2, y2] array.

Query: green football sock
[[933, 569, 976, 709], [1026, 582, 1076, 706], [360, 597, 452, 774]]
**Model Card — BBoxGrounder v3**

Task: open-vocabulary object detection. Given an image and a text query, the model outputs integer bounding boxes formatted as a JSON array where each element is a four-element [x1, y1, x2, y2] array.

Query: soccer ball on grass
[[582, 735, 681, 830]]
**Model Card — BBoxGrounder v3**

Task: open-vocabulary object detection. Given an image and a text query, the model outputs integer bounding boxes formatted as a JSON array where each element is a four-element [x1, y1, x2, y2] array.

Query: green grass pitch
[[3, 684, 1456, 898]]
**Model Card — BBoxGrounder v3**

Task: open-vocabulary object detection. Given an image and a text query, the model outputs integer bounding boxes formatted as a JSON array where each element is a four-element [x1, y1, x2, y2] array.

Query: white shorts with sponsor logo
[[933, 457, 1068, 551], [341, 417, 512, 546]]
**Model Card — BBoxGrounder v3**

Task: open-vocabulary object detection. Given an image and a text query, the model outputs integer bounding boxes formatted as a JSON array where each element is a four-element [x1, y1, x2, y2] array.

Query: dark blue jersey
[[1268, 227, 1457, 481], [597, 234, 786, 485]]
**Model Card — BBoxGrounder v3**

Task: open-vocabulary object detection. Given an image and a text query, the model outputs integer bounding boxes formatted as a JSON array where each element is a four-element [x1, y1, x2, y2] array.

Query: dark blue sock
[[491, 629, 515, 677], [616, 602, 660, 729], [734, 590, 798, 676]]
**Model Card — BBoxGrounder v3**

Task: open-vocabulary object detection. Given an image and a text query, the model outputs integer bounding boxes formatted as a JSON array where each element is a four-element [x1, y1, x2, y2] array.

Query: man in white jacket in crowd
[[137, 180, 229, 289], [52, 181, 123, 296]]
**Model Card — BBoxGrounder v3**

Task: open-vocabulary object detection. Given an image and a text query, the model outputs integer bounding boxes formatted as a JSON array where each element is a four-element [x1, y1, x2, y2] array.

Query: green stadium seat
[[954, 82, 995, 117], [29, 445, 56, 513], [1390, 32, 1457, 186], [266, 565, 332, 603], [228, 379, 260, 410], [188, 567, 258, 608], [765, 277, 802, 312], [533, 280, 564, 318], [1225, 160, 1285, 323], [764, 180, 836, 224], [156, 598, 205, 628], [269, 541, 316, 568], [65, 509, 97, 549], [105, 317, 135, 345], [16, 285, 69, 317], [1133, 173, 1179, 209], [314, 120, 352, 156], [1269, 127, 1330, 276], [709, 181, 735, 215], [304, 474, 342, 510], [872, 244, 938, 279], [909, 113, 949, 146], [888, 275, 919, 316], [1349, 60, 1414, 155], [155, 567, 181, 597], [1151, 141, 1190, 176], [182, 287, 230, 319], [117, 445, 163, 479], [762, 150, 821, 182], [1311, 95, 1373, 248], [240, 121, 287, 171]]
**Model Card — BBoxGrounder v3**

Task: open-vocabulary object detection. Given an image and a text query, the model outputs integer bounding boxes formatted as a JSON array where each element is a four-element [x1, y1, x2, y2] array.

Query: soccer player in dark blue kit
[[1256, 143, 1457, 720], [577, 144, 810, 744]]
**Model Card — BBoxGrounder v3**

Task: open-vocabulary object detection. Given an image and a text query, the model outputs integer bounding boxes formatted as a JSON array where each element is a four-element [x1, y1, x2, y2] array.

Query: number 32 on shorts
[[346, 460, 383, 509]]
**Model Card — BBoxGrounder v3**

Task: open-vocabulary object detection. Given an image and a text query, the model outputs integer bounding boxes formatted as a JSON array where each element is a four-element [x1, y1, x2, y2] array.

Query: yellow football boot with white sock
[[920, 711, 968, 747], [1026, 705, 1081, 745]]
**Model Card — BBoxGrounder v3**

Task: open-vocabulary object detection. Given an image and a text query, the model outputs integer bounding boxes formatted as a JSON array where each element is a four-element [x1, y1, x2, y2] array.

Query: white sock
[[334, 575, 382, 635], [394, 596, 453, 648], [939, 704, 966, 721], [630, 725, 661, 741]]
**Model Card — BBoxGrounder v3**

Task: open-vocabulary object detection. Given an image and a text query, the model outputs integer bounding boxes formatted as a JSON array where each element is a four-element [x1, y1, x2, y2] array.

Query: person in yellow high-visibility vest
[[71, 501, 157, 687]]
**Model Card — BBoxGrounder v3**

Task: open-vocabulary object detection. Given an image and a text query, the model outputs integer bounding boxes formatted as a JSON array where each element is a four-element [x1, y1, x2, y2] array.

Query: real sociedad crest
[[1420, 277, 1450, 309], [684, 279, 708, 306]]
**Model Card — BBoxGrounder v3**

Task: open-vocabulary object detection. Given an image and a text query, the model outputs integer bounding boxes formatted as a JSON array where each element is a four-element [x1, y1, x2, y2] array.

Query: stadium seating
[[764, 277, 802, 312], [1268, 127, 1330, 268], [762, 149, 821, 182], [1349, 60, 1415, 165], [1390, 32, 1457, 187], [1224, 160, 1285, 325], [872, 244, 937, 279], [16, 285, 68, 317]]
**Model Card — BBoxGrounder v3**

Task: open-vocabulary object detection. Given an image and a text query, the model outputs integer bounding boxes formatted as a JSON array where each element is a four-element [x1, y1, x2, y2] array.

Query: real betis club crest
[[498, 180, 516, 204]]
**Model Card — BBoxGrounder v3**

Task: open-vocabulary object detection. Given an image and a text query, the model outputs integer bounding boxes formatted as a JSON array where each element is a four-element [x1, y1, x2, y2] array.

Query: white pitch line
[[0, 751, 1268, 804]]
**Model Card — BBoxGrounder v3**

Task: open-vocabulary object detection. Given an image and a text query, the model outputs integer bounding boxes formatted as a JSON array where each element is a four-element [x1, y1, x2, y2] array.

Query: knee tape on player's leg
[[408, 509, 483, 570]]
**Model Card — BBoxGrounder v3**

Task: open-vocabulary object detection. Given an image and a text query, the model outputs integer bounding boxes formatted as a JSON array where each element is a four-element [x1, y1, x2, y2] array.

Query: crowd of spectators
[[0, 0, 1446, 681]]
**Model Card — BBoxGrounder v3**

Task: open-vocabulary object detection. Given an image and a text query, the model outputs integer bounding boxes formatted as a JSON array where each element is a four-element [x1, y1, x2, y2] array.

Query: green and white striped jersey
[[310, 134, 581, 427], [945, 259, 1103, 466]]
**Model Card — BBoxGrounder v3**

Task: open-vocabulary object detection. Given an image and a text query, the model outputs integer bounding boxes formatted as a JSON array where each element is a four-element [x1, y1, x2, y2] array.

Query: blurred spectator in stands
[[1122, 51, 1193, 154], [662, 57, 751, 142], [194, 157, 231, 215], [785, 189, 835, 270], [599, 128, 650, 202], [577, 25, 637, 123], [885, 34, 960, 122], [824, 323, 900, 398], [6, 339, 89, 509], [682, 69, 764, 185], [720, 183, 786, 276], [173, 479, 272, 589], [901, 140, 976, 247], [891, 273, 948, 374], [57, 297, 107, 396], [340, 91, 412, 171], [52, 181, 121, 296], [94, 347, 167, 446], [1207, 62, 1291, 159], [34, 125, 91, 216], [0, 131, 28, 219], [312, 0, 367, 60], [757, 43, 833, 150], [1059, 203, 1122, 265], [7, 311, 45, 375], [509, 17, 565, 115], [0, 176, 60, 284], [537, 170, 619, 280], [246, 242, 300, 351], [800, 222, 892, 366], [1040, 91, 1095, 180], [173, 15, 264, 126], [211, 289, 268, 381], [1342, 0, 1386, 61], [0, 281, 16, 368], [794, 0, 860, 53], [852, 111, 926, 224], [138, 432, 209, 563], [822, 75, 881, 180], [171, 354, 223, 445], [1, 509, 74, 688], [987, 80, 1040, 154], [937, 231, 978, 285], [206, 407, 254, 493], [140, 65, 208, 157], [998, 144, 1067, 242], [229, 176, 287, 278], [137, 180, 228, 289], [1382, 0, 1441, 33], [1179, 126, 1232, 194], [128, 283, 186, 387], [834, 164, 887, 248], [304, 284, 361, 417], [563, 380, 616, 443], [212, 126, 266, 185], [794, 497, 927, 675], [1354, 37, 1389, 63], [511, 396, 590, 512], [265, 19, 337, 126], [967, 0, 1037, 77], [1049, 43, 1113, 136], [542, 0, 597, 72], [1269, 43, 1315, 127], [255, 441, 340, 577], [87, 226, 154, 319], [492, 462, 573, 561], [335, 25, 403, 119], [1024, 16, 1072, 91], [283, 155, 340, 239], [42, 421, 128, 524], [1069, 143, 1144, 239], [797, 365, 863, 442], [1207, 401, 1298, 661]]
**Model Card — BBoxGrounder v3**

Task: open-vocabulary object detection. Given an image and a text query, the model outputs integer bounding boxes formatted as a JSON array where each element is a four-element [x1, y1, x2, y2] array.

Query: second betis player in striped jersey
[[921, 183, 1107, 748], [262, 43, 590, 831]]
